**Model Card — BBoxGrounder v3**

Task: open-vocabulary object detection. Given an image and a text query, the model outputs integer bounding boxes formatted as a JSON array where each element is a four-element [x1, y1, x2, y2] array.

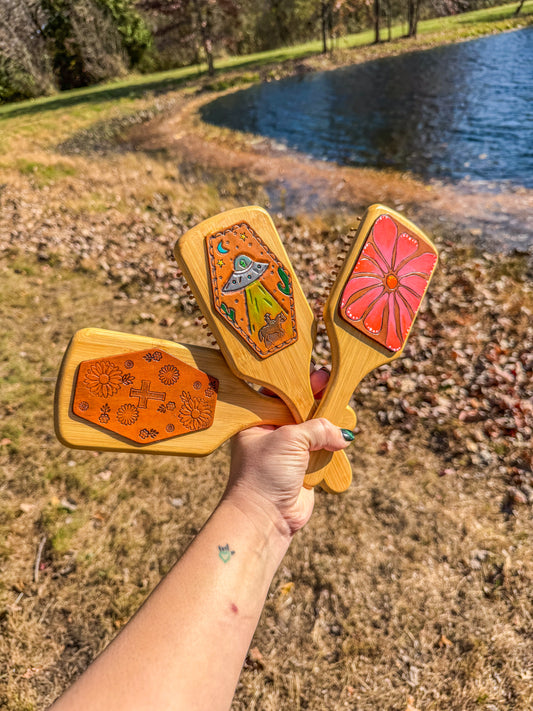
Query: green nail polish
[[341, 428, 355, 442]]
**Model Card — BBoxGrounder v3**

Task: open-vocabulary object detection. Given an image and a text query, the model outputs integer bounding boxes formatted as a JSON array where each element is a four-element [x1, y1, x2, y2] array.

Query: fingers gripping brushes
[[175, 205, 355, 489], [55, 205, 436, 494]]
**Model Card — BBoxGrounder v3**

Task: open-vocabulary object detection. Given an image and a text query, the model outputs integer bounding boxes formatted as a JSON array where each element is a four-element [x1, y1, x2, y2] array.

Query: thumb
[[290, 418, 353, 453]]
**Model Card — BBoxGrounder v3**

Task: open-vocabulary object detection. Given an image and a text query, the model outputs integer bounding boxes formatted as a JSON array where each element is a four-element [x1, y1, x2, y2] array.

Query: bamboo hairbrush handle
[[304, 205, 438, 492], [55, 328, 295, 457], [174, 206, 355, 484]]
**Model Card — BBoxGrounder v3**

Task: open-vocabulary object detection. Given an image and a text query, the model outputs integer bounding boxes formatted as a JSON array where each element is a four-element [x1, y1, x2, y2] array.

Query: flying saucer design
[[207, 222, 298, 358], [222, 255, 268, 294]]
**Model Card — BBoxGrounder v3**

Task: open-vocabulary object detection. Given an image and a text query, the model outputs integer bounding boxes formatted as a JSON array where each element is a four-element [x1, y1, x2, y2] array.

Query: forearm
[[50, 495, 291, 711]]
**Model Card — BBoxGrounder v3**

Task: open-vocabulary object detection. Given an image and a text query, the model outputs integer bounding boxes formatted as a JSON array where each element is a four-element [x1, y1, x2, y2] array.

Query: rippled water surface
[[201, 28, 533, 187]]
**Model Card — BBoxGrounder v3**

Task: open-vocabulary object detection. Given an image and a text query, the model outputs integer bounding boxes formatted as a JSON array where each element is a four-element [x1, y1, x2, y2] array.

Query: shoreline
[[1, 2, 531, 119], [124, 72, 533, 256], [0, 11, 532, 708]]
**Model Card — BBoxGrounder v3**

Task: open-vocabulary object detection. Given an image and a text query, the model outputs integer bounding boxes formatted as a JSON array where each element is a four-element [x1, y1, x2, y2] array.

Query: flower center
[[191, 408, 201, 418], [386, 273, 398, 290], [99, 374, 110, 384]]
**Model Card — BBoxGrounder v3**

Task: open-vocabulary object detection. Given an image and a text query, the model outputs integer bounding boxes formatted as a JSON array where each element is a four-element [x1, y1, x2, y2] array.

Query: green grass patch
[[203, 72, 260, 92], [42, 503, 88, 556], [0, 1, 530, 123], [9, 256, 36, 276], [15, 159, 77, 186]]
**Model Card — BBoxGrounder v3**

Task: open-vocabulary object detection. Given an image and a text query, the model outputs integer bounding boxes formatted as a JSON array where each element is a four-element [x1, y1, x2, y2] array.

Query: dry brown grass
[[1, 48, 532, 711]]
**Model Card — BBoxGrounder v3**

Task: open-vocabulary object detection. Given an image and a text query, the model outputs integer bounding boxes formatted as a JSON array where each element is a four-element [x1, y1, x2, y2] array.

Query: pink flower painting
[[339, 214, 437, 352]]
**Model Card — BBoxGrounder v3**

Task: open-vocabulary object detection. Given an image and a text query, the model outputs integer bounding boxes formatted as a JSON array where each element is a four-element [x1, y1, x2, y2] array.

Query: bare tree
[[68, 1, 127, 83], [321, 0, 332, 53], [374, 0, 381, 43], [0, 0, 55, 99], [137, 0, 239, 75], [406, 0, 421, 37]]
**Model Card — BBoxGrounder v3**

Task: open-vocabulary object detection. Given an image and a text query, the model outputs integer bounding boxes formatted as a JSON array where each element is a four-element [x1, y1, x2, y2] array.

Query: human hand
[[223, 367, 354, 538]]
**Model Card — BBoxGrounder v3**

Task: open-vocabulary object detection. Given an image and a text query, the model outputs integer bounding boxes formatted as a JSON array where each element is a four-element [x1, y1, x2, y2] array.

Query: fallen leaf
[[22, 666, 42, 679], [279, 581, 294, 595], [247, 646, 265, 668]]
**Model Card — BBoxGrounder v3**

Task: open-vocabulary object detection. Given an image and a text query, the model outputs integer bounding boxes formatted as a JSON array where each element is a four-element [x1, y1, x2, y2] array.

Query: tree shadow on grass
[[0, 49, 317, 122], [0, 73, 198, 121]]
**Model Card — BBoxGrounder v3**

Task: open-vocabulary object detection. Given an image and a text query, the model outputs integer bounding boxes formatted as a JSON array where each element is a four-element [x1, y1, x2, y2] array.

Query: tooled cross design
[[129, 380, 166, 409]]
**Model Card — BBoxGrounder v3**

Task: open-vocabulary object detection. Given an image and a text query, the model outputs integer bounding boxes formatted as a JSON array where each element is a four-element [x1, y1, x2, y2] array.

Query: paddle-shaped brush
[[304, 204, 438, 492], [55, 328, 294, 456], [174, 206, 355, 482]]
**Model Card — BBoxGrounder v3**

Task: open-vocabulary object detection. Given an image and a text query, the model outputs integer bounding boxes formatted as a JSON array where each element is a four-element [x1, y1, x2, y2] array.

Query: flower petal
[[397, 251, 437, 278], [359, 242, 388, 274], [385, 294, 402, 351], [399, 274, 428, 297], [340, 275, 382, 307], [397, 291, 414, 340], [363, 291, 389, 335], [352, 252, 386, 277], [393, 232, 418, 270], [398, 285, 420, 312], [345, 285, 384, 321], [372, 214, 397, 268]]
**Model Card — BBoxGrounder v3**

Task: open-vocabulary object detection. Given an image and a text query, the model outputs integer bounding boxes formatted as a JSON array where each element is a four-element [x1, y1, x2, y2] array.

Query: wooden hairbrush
[[174, 206, 355, 480], [55, 328, 294, 456], [304, 204, 438, 492]]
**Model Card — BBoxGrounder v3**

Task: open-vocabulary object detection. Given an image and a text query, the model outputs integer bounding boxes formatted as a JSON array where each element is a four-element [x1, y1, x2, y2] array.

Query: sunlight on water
[[201, 28, 533, 188]]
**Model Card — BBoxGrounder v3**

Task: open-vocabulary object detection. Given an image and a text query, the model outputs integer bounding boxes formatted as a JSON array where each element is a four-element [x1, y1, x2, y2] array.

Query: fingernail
[[340, 428, 355, 442]]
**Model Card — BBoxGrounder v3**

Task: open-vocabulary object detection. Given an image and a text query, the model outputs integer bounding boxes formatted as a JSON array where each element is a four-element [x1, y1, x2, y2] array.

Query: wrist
[[220, 484, 293, 555]]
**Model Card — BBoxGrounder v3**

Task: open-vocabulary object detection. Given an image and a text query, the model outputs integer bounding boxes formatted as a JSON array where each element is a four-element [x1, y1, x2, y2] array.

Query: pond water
[[201, 28, 533, 188]]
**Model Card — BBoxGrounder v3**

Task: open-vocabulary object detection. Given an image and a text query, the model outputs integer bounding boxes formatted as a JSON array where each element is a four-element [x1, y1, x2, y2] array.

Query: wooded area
[[0, 0, 525, 103]]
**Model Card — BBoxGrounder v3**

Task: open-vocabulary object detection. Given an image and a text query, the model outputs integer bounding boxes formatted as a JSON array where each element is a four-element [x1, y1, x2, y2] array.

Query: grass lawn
[[0, 0, 531, 121], [0, 5, 532, 709]]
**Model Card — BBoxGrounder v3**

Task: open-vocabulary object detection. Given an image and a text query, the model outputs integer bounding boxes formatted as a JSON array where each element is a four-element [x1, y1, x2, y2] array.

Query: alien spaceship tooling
[[207, 222, 298, 359]]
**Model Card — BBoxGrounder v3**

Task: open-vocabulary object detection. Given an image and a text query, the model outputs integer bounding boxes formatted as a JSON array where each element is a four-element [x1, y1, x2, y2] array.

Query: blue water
[[201, 28, 533, 188]]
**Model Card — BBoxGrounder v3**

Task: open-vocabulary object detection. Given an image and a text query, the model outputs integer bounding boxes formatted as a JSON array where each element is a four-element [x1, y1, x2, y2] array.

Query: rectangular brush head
[[55, 328, 293, 457], [337, 205, 438, 355]]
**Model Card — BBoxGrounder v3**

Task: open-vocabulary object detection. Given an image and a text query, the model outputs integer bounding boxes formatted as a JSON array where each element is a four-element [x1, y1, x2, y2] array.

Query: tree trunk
[[407, 0, 419, 38], [192, 0, 214, 75], [514, 0, 525, 15], [374, 0, 380, 44], [321, 0, 327, 53]]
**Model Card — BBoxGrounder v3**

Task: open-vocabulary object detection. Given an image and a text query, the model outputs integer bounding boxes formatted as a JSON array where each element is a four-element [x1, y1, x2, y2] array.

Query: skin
[[49, 368, 352, 711]]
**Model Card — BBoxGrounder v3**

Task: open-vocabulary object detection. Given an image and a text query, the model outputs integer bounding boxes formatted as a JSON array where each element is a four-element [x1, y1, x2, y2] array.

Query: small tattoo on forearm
[[218, 544, 235, 563]]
